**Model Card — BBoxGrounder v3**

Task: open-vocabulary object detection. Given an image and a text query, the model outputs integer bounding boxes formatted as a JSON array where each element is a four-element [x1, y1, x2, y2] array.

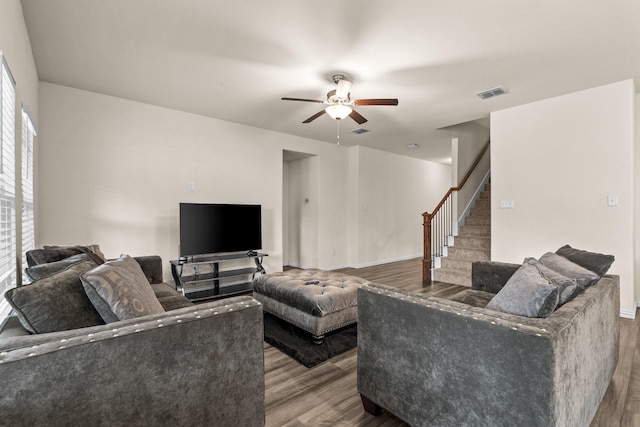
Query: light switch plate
[[607, 194, 618, 207], [500, 199, 515, 209]]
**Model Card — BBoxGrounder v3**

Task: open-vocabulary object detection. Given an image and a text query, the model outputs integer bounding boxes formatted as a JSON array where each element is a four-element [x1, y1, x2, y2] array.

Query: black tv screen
[[179, 203, 262, 257]]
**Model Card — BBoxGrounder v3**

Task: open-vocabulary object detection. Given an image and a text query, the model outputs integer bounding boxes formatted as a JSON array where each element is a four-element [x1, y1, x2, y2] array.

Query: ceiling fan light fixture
[[325, 104, 352, 120]]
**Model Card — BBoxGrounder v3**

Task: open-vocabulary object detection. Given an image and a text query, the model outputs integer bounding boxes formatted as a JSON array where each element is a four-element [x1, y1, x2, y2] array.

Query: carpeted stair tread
[[452, 235, 490, 250], [465, 217, 491, 226], [440, 257, 473, 271], [446, 247, 491, 261], [458, 225, 491, 236], [432, 268, 471, 286]]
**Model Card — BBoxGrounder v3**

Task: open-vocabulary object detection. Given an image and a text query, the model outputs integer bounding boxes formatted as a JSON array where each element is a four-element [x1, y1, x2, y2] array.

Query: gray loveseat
[[357, 260, 619, 427], [0, 254, 265, 427]]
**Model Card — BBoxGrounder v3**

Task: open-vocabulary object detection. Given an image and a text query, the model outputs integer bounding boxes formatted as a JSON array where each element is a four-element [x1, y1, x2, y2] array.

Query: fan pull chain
[[336, 119, 341, 147]]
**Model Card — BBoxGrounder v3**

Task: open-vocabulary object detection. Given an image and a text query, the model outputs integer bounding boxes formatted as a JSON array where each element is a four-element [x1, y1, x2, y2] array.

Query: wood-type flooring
[[264, 258, 640, 426]]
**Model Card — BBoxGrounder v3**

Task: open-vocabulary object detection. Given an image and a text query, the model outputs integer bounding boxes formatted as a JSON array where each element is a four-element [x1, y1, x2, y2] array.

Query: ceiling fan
[[281, 74, 399, 125]]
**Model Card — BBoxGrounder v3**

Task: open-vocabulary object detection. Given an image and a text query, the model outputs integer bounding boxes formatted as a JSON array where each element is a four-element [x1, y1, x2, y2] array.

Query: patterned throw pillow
[[5, 260, 103, 333], [80, 255, 164, 323]]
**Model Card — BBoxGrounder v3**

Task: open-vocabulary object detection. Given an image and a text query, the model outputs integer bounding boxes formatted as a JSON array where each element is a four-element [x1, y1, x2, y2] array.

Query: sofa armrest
[[133, 255, 164, 284], [471, 260, 520, 293], [0, 295, 265, 426]]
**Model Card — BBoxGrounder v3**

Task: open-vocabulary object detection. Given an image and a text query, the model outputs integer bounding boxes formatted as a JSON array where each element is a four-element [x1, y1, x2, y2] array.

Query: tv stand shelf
[[170, 252, 267, 301]]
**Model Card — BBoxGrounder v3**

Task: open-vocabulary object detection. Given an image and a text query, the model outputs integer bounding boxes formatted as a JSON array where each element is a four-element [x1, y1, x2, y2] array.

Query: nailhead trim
[[362, 284, 550, 336], [0, 298, 262, 364]]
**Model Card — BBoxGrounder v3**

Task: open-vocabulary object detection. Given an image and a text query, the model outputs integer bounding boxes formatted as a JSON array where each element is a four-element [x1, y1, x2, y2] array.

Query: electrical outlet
[[187, 182, 195, 192]]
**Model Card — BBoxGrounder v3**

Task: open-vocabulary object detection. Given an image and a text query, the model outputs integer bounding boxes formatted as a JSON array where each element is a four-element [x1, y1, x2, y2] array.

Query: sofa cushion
[[538, 252, 600, 288], [555, 245, 615, 277], [447, 289, 494, 308], [5, 259, 104, 333], [26, 244, 106, 267], [81, 255, 165, 323], [486, 262, 559, 318], [151, 283, 194, 311], [524, 258, 581, 305], [25, 253, 92, 281]]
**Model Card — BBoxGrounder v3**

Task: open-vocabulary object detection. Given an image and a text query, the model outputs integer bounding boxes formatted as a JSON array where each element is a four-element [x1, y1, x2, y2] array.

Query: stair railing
[[422, 141, 490, 283]]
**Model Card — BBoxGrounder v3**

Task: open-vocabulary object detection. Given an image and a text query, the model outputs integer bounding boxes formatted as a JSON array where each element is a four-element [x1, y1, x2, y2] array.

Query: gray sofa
[[0, 255, 265, 427], [357, 260, 620, 427]]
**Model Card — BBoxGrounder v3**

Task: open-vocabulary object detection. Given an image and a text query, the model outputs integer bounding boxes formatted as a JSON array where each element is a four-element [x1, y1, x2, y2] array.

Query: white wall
[[491, 80, 636, 317], [37, 83, 343, 278], [352, 146, 451, 267], [38, 83, 450, 279]]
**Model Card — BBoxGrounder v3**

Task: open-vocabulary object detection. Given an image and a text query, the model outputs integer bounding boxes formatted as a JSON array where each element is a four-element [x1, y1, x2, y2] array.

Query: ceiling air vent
[[476, 86, 508, 100], [352, 128, 370, 134]]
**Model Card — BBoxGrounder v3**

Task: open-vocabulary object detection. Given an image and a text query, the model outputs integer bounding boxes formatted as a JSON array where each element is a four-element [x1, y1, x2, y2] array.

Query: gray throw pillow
[[5, 260, 103, 333], [26, 245, 106, 267], [538, 252, 600, 288], [486, 262, 559, 318], [25, 253, 92, 281], [81, 255, 164, 323], [523, 258, 581, 306], [555, 245, 615, 277], [43, 244, 106, 262]]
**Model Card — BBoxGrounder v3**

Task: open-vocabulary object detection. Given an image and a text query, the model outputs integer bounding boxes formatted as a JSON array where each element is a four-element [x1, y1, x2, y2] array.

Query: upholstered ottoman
[[252, 269, 370, 344]]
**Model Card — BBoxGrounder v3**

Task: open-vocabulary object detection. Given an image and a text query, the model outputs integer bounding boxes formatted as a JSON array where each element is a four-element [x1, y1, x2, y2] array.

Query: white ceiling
[[20, 0, 640, 164]]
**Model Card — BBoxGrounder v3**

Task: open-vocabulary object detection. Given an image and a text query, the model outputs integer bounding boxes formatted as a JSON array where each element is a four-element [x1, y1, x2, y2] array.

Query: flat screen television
[[179, 203, 262, 257]]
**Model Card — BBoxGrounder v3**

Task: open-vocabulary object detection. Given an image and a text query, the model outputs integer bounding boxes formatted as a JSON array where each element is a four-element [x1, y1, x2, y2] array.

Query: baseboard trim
[[320, 263, 352, 271], [620, 308, 637, 319], [352, 254, 422, 269], [290, 255, 422, 272]]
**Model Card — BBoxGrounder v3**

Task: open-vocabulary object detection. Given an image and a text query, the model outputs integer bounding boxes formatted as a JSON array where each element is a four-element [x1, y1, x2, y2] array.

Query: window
[[0, 52, 16, 320], [21, 106, 36, 287]]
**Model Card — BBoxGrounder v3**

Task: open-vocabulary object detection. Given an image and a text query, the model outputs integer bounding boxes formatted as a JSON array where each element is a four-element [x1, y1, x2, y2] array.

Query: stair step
[[446, 246, 490, 261], [452, 235, 490, 250], [470, 205, 490, 215], [440, 257, 473, 271], [465, 216, 491, 226], [459, 225, 491, 236], [432, 268, 471, 287]]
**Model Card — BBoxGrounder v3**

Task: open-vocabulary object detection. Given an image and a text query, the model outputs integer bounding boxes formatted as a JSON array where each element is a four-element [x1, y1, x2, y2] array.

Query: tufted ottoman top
[[252, 269, 370, 317]]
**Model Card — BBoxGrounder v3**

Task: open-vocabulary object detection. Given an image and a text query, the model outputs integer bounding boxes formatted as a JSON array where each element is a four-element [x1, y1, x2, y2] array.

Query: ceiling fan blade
[[354, 98, 399, 106], [349, 109, 368, 124], [303, 110, 327, 123], [281, 97, 325, 103], [335, 80, 352, 99]]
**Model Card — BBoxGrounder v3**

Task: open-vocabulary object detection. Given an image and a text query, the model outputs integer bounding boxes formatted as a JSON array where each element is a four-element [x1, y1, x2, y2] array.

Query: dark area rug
[[263, 312, 357, 368]]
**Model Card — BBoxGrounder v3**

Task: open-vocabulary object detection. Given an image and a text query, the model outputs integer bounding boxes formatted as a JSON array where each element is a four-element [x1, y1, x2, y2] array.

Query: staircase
[[431, 182, 491, 286]]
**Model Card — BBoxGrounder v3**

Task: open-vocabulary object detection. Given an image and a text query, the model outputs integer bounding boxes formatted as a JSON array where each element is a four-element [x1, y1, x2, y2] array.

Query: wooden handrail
[[422, 140, 490, 283]]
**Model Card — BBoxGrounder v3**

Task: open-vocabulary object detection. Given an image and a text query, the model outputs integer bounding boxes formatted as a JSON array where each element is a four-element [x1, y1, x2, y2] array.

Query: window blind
[[21, 107, 35, 287], [0, 53, 17, 320]]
